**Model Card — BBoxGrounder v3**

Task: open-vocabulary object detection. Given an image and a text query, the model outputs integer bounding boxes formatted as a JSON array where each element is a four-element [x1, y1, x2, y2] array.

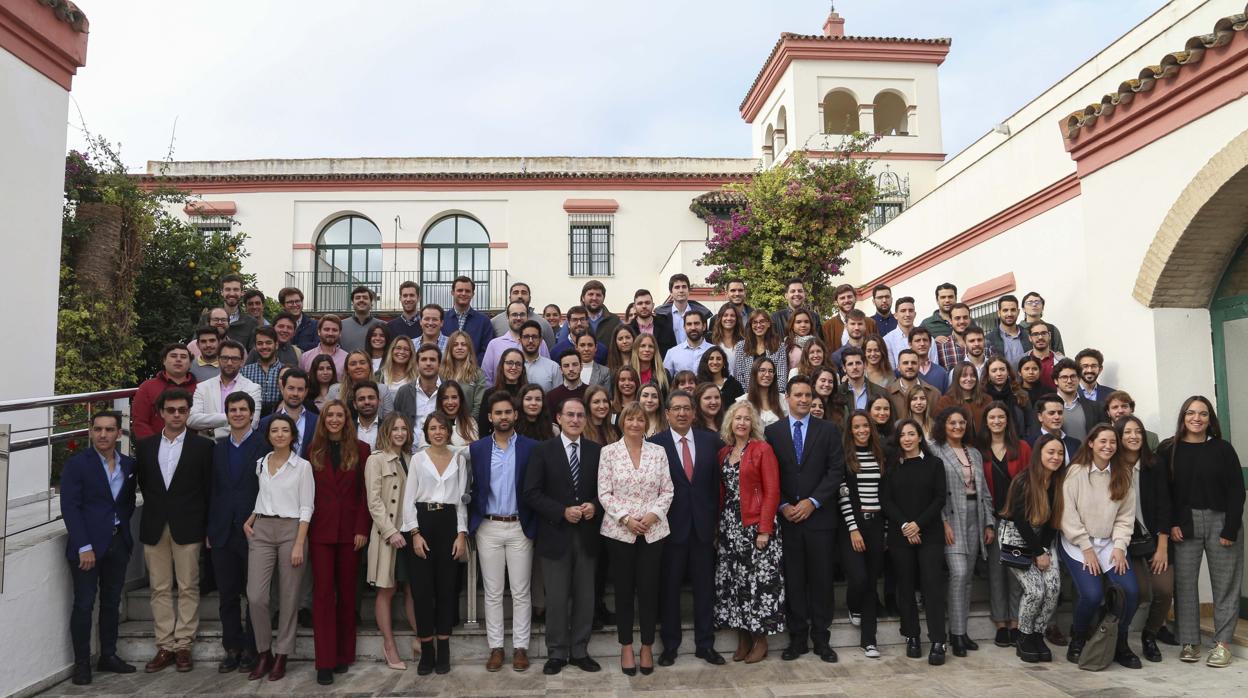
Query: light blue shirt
[[850, 382, 869, 410], [487, 432, 519, 517], [671, 304, 692, 346], [662, 340, 710, 376], [785, 414, 819, 508]]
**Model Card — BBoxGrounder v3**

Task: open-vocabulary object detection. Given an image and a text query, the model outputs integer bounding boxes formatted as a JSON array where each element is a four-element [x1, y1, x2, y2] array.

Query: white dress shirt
[[669, 427, 697, 465], [400, 449, 469, 534], [357, 418, 380, 449], [254, 452, 316, 522], [157, 428, 187, 489]]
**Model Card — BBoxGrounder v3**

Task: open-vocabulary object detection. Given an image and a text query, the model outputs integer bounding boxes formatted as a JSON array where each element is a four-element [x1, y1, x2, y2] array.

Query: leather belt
[[485, 515, 519, 522], [415, 502, 453, 512]]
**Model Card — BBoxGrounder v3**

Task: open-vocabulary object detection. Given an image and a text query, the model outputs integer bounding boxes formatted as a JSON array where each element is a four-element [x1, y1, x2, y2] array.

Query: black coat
[[136, 431, 214, 545], [763, 416, 846, 531], [522, 436, 602, 560], [1135, 456, 1172, 541], [206, 431, 266, 548], [649, 428, 723, 545]]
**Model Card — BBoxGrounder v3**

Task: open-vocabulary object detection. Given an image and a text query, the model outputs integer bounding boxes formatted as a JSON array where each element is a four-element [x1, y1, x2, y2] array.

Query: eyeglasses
[[520, 334, 541, 341], [668, 405, 693, 412], [1029, 331, 1050, 338], [750, 319, 770, 327], [218, 355, 243, 363], [1024, 300, 1043, 307], [503, 360, 524, 368]]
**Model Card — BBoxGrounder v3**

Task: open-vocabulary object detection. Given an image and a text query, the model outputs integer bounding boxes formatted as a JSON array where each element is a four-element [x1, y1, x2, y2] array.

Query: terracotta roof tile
[[138, 170, 745, 184], [1063, 5, 1248, 139]]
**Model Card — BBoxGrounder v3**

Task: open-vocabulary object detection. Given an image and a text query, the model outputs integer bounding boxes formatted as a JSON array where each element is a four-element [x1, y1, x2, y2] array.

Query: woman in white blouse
[[399, 411, 469, 675], [598, 401, 674, 676], [243, 414, 314, 682]]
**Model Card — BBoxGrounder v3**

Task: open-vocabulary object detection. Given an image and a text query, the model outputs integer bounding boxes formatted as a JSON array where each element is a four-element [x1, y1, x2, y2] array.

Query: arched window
[[873, 91, 909, 135], [764, 124, 775, 167], [315, 215, 382, 312], [421, 214, 490, 309], [823, 90, 860, 134], [775, 106, 788, 153]]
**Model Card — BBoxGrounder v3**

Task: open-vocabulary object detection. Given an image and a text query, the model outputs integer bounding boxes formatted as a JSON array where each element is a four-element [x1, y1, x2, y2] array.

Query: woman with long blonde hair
[[630, 333, 670, 394], [440, 330, 487, 418], [378, 335, 420, 391]]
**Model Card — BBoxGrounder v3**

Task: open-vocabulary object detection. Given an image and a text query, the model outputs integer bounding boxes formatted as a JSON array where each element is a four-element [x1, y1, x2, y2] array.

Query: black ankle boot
[[1016, 633, 1041, 663], [1115, 637, 1142, 669], [1140, 632, 1162, 662], [435, 638, 451, 674], [1035, 632, 1053, 662], [417, 641, 436, 675], [950, 635, 967, 657], [1066, 631, 1087, 663]]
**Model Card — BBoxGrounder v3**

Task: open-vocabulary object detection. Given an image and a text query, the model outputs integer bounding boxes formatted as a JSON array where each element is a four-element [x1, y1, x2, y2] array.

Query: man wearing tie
[[60, 411, 138, 686], [764, 375, 846, 663], [522, 396, 602, 676], [649, 390, 724, 666]]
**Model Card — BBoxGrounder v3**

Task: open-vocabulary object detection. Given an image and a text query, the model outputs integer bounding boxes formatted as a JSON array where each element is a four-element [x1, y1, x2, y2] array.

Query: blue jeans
[[1060, 545, 1138, 639]]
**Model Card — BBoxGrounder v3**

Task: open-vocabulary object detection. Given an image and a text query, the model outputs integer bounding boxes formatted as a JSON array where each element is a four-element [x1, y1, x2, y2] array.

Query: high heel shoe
[[744, 634, 768, 663], [732, 629, 751, 662], [639, 645, 654, 675], [620, 646, 637, 676], [383, 642, 407, 671]]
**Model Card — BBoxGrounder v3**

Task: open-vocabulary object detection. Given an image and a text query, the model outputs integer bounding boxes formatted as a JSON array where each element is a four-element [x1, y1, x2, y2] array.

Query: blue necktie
[[793, 420, 804, 464]]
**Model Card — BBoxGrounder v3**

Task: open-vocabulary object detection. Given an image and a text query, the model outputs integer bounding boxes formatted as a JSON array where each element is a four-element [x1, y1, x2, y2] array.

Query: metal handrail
[[0, 387, 137, 413]]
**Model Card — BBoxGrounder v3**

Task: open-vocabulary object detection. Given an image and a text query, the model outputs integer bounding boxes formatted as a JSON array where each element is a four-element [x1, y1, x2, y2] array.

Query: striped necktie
[[568, 442, 580, 495]]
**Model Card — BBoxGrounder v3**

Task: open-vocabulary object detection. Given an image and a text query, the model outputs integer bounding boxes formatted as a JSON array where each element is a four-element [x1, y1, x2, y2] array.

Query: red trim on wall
[[961, 272, 1017, 306], [488, 242, 508, 249], [1063, 29, 1248, 179], [741, 38, 949, 122], [380, 242, 421, 250], [0, 0, 88, 90], [797, 150, 945, 163], [184, 200, 237, 216], [857, 174, 1080, 295], [563, 198, 620, 213], [292, 243, 314, 250], [142, 175, 747, 194]]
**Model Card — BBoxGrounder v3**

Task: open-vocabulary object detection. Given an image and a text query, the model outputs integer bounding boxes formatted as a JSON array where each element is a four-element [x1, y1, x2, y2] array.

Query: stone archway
[[1135, 126, 1248, 308]]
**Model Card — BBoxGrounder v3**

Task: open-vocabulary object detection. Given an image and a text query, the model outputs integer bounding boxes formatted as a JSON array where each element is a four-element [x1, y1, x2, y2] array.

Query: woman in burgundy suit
[[306, 400, 371, 686]]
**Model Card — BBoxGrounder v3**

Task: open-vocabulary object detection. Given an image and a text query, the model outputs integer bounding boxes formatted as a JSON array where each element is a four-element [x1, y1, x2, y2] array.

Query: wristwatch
[[619, 515, 630, 525]]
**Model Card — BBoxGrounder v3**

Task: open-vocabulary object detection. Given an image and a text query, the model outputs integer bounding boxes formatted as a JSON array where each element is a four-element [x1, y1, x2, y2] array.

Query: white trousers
[[476, 519, 534, 650]]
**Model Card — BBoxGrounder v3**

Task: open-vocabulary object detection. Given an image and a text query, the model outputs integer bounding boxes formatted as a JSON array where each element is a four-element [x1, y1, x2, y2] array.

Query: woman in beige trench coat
[[365, 412, 421, 669]]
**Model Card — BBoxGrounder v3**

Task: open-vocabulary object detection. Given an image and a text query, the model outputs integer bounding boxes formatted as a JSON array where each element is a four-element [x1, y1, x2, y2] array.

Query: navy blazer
[[207, 431, 266, 548], [649, 427, 723, 545], [764, 416, 846, 531], [136, 432, 215, 545], [60, 449, 137, 562], [442, 307, 494, 365], [467, 433, 538, 539], [1027, 430, 1083, 465]]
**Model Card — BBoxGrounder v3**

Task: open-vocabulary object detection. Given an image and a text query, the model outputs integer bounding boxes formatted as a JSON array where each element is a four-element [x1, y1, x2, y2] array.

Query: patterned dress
[[713, 453, 786, 634]]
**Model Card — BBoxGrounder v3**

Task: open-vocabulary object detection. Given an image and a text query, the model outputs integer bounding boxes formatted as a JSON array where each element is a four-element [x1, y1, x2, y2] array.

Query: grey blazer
[[934, 441, 995, 560], [586, 363, 611, 390]]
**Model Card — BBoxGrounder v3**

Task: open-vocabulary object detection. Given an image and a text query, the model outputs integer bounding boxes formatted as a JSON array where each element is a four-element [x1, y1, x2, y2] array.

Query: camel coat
[[364, 450, 408, 588]]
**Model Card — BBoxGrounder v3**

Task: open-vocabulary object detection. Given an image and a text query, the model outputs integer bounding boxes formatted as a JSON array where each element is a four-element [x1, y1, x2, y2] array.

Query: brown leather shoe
[[745, 634, 768, 664], [175, 648, 193, 672], [513, 648, 530, 672], [247, 651, 274, 681], [733, 629, 751, 662], [267, 654, 288, 681], [145, 649, 176, 673], [486, 647, 505, 672], [1045, 625, 1069, 647]]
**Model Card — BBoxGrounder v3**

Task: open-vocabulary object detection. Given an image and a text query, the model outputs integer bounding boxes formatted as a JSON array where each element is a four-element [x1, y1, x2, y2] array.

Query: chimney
[[823, 8, 845, 37]]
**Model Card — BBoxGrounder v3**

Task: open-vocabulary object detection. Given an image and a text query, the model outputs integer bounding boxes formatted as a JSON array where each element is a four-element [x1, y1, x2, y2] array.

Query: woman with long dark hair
[[732, 309, 788, 393], [935, 362, 991, 442], [697, 346, 744, 406], [638, 384, 666, 438], [868, 395, 893, 440], [811, 366, 847, 429], [607, 324, 636, 377], [839, 410, 888, 658], [979, 401, 1031, 647], [739, 357, 785, 427], [436, 380, 477, 451], [863, 335, 893, 388], [1017, 355, 1046, 408], [1164, 396, 1244, 668], [932, 405, 994, 658], [1059, 423, 1141, 668], [783, 308, 819, 373], [366, 324, 391, 373], [791, 338, 832, 381], [1116, 415, 1172, 663], [610, 366, 641, 416], [309, 355, 338, 413], [711, 303, 744, 367], [881, 419, 948, 664], [583, 384, 621, 445], [984, 356, 1032, 439], [1000, 433, 1065, 663], [477, 348, 527, 436], [306, 400, 371, 685], [514, 384, 554, 441], [692, 382, 724, 432]]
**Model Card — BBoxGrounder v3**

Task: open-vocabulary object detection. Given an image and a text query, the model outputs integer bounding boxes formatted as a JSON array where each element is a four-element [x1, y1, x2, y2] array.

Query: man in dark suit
[[208, 392, 266, 673], [60, 411, 138, 685], [627, 289, 677, 358], [1052, 358, 1106, 442], [522, 396, 602, 676], [135, 387, 215, 674], [260, 368, 318, 457], [469, 391, 539, 672], [649, 390, 724, 666], [1029, 393, 1084, 464], [1074, 348, 1117, 406], [764, 375, 846, 663]]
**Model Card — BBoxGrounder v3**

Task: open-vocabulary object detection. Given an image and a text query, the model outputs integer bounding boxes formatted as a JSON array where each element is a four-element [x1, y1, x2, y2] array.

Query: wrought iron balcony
[[284, 269, 511, 314]]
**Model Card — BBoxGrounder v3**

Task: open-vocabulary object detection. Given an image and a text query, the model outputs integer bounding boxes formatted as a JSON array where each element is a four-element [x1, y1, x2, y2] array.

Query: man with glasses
[[553, 306, 607, 365], [483, 301, 552, 384], [518, 321, 559, 391], [278, 287, 319, 351], [1024, 321, 1064, 391], [189, 340, 263, 439], [491, 281, 557, 349], [1020, 292, 1065, 354], [1051, 358, 1104, 442], [1074, 348, 1117, 405], [189, 308, 229, 360]]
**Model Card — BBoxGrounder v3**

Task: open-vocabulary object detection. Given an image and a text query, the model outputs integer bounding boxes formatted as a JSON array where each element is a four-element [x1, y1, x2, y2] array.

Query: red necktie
[[681, 436, 694, 482]]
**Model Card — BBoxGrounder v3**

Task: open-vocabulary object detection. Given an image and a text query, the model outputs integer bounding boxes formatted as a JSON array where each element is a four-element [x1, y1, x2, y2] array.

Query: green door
[[1210, 293, 1248, 617]]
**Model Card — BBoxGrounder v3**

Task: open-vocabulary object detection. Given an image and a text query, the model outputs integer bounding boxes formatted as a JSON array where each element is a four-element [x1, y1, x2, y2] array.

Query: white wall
[[0, 45, 70, 501]]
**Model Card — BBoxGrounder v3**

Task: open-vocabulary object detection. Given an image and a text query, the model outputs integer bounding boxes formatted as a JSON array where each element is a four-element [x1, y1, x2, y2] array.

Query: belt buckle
[[426, 503, 445, 512]]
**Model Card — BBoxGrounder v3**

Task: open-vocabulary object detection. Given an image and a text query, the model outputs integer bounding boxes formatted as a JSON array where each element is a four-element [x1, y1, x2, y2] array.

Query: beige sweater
[[1060, 462, 1136, 552]]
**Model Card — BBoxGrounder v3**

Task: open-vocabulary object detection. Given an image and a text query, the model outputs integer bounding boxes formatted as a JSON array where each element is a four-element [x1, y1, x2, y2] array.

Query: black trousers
[[782, 523, 834, 646], [891, 538, 947, 643], [69, 531, 128, 665], [211, 532, 256, 655], [659, 536, 716, 652], [542, 531, 596, 661], [607, 537, 663, 645], [404, 507, 460, 637], [840, 515, 886, 646]]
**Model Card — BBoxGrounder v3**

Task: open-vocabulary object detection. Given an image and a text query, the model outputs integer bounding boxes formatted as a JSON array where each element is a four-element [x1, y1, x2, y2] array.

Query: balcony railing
[[285, 270, 511, 315]]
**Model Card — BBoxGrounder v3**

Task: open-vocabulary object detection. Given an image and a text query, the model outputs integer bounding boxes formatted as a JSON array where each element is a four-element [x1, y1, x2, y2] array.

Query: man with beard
[[1023, 321, 1063, 391], [986, 295, 1029, 365], [190, 326, 222, 381], [1075, 348, 1116, 405], [869, 284, 896, 337], [935, 303, 978, 369], [884, 349, 942, 419], [189, 340, 263, 439], [441, 275, 493, 364], [578, 280, 623, 348], [386, 280, 423, 340], [241, 327, 285, 416], [655, 274, 712, 350], [262, 312, 303, 366], [628, 289, 676, 357], [772, 279, 822, 333], [352, 381, 382, 448], [299, 315, 349, 375], [822, 284, 876, 351], [920, 282, 957, 340], [339, 285, 386, 353], [662, 312, 710, 375], [491, 281, 556, 349], [484, 301, 551, 384], [520, 321, 560, 392]]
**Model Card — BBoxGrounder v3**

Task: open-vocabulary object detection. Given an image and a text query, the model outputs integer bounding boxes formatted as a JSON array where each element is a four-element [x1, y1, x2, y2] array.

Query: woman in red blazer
[[979, 401, 1032, 647], [713, 401, 783, 663], [306, 400, 371, 686]]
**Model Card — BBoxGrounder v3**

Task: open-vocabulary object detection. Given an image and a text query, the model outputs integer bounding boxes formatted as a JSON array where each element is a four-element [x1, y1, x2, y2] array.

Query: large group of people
[[61, 272, 1244, 687]]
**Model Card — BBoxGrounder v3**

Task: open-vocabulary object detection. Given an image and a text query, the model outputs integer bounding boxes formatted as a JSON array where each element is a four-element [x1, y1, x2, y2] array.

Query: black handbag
[[998, 519, 1034, 570], [1127, 523, 1157, 559]]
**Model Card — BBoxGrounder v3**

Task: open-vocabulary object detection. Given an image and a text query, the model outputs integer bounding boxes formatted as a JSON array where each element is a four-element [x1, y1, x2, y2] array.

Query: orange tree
[[696, 135, 890, 313]]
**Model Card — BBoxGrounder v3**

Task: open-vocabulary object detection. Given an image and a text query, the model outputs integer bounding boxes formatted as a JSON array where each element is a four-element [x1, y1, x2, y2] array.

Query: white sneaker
[[863, 645, 881, 659], [849, 611, 861, 627]]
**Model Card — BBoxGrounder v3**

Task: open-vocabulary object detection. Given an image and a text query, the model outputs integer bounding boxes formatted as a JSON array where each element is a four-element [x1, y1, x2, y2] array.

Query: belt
[[415, 502, 454, 512], [966, 494, 978, 500], [485, 515, 519, 522], [255, 513, 297, 520], [861, 511, 880, 520]]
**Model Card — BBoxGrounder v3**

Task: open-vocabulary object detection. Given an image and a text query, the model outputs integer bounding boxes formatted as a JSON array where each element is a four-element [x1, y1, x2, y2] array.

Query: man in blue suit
[[208, 392, 266, 673], [469, 391, 539, 672], [260, 369, 318, 457], [649, 390, 725, 666], [60, 411, 138, 685], [441, 275, 494, 365]]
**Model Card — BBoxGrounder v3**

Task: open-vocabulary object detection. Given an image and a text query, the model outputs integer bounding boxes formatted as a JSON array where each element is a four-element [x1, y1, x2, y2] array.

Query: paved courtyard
[[38, 643, 1248, 697]]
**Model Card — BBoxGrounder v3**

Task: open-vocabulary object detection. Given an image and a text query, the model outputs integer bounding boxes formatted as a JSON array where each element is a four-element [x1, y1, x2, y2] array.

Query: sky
[[66, 0, 1164, 171]]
